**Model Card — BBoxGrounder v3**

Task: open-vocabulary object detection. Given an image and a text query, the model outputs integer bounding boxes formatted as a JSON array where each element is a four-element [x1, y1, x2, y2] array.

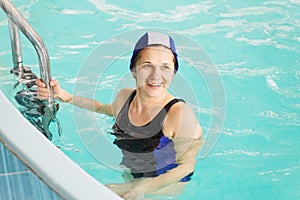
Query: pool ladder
[[0, 0, 60, 139]]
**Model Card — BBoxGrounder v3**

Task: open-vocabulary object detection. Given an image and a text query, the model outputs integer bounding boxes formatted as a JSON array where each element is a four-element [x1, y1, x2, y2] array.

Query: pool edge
[[0, 89, 122, 200]]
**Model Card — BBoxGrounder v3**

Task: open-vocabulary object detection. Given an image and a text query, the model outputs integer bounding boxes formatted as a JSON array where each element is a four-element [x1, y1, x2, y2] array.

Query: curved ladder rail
[[0, 0, 59, 139]]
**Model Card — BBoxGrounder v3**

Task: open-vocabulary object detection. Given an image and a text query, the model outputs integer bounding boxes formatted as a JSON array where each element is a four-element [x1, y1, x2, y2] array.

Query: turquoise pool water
[[1, 0, 300, 199]]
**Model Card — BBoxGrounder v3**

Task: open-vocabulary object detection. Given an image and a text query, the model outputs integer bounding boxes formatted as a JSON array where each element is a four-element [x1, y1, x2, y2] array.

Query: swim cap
[[130, 32, 179, 72]]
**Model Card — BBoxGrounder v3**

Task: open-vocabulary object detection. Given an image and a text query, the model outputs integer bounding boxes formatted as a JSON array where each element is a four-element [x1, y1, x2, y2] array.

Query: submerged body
[[112, 90, 194, 181], [107, 86, 202, 199]]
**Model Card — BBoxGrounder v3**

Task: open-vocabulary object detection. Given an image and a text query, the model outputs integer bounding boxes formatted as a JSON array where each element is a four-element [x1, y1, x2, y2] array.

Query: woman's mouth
[[147, 82, 163, 88]]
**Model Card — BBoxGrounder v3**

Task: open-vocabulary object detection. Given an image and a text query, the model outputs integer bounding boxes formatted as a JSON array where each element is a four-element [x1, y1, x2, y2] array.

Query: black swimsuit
[[111, 90, 193, 182]]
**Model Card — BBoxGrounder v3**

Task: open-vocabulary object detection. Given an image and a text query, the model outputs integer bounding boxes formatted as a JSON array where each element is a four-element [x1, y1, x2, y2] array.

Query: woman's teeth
[[148, 82, 162, 87]]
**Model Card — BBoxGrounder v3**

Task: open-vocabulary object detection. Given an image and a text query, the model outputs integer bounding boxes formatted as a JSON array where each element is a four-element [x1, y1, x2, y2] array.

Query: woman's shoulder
[[167, 99, 191, 116], [116, 88, 135, 104], [112, 88, 134, 116], [165, 101, 202, 139], [117, 88, 134, 98]]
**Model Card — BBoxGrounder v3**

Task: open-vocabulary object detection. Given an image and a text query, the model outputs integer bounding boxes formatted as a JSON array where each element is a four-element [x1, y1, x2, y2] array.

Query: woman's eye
[[162, 65, 170, 70], [142, 64, 152, 68]]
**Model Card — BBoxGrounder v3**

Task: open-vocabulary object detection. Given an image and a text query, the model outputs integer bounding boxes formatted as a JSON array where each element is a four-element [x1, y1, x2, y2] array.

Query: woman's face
[[132, 45, 175, 98]]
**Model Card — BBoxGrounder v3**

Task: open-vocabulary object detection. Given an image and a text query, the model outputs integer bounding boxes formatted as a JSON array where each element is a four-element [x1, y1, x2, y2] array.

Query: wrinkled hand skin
[[106, 182, 145, 200]]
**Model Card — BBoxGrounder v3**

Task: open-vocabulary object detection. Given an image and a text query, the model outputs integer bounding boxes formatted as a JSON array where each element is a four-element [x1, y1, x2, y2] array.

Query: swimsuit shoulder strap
[[163, 98, 185, 113]]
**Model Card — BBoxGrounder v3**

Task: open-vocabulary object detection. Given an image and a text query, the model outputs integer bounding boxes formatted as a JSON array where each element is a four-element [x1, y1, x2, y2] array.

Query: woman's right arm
[[36, 79, 114, 116]]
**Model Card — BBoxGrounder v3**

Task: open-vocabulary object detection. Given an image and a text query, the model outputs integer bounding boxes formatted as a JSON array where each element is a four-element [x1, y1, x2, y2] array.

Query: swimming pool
[[0, 0, 300, 199]]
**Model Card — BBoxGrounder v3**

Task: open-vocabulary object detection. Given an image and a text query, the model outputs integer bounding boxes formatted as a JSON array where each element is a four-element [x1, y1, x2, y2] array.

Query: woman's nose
[[150, 66, 161, 78]]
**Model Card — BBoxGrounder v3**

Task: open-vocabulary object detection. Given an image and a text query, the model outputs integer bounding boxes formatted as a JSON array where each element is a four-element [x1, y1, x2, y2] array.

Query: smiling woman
[[36, 32, 203, 199]]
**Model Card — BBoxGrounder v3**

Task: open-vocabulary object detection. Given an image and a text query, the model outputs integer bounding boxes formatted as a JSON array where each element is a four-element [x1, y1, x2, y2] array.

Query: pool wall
[[0, 90, 122, 200]]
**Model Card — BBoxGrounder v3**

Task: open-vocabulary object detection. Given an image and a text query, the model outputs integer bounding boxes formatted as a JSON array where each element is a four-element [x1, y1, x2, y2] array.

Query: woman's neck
[[131, 89, 170, 114]]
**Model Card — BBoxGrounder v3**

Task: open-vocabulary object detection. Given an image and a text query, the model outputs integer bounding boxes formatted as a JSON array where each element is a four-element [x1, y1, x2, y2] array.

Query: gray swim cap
[[129, 32, 179, 72]]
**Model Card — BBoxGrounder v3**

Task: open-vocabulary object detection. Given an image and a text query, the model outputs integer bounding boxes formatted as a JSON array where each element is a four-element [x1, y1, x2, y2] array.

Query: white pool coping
[[0, 90, 122, 200]]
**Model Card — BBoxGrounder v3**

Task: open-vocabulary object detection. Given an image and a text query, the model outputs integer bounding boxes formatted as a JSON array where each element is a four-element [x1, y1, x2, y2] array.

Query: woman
[[37, 32, 203, 199]]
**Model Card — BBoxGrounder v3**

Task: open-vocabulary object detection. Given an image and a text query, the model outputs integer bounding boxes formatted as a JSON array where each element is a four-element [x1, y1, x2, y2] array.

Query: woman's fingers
[[36, 79, 50, 99], [36, 79, 63, 100], [37, 88, 50, 99], [50, 79, 58, 87], [36, 79, 45, 87]]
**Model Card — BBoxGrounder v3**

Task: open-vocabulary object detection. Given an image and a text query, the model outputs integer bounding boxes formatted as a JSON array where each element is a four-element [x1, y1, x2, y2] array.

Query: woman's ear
[[131, 68, 136, 79]]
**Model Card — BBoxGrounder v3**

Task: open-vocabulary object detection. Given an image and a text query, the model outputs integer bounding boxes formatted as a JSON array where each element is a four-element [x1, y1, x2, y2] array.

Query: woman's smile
[[146, 81, 164, 88]]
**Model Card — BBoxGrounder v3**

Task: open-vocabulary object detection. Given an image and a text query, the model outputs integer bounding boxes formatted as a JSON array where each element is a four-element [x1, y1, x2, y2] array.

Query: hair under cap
[[129, 32, 179, 72]]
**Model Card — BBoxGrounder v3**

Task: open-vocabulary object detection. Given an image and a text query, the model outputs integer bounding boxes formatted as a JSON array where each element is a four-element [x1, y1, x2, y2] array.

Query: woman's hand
[[106, 182, 145, 200], [36, 79, 72, 102], [122, 189, 144, 200]]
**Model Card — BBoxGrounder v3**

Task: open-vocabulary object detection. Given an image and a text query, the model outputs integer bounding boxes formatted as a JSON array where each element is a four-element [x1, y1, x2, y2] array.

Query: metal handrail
[[0, 0, 54, 105], [0, 0, 60, 139]]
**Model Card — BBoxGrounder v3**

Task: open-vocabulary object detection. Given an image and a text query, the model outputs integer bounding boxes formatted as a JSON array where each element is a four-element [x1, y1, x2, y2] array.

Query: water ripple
[[257, 110, 300, 126], [221, 6, 282, 18], [88, 0, 214, 22], [217, 63, 279, 77], [181, 19, 247, 35], [212, 149, 261, 157], [259, 165, 300, 177], [59, 44, 91, 49], [223, 128, 257, 136], [60, 9, 94, 15]]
